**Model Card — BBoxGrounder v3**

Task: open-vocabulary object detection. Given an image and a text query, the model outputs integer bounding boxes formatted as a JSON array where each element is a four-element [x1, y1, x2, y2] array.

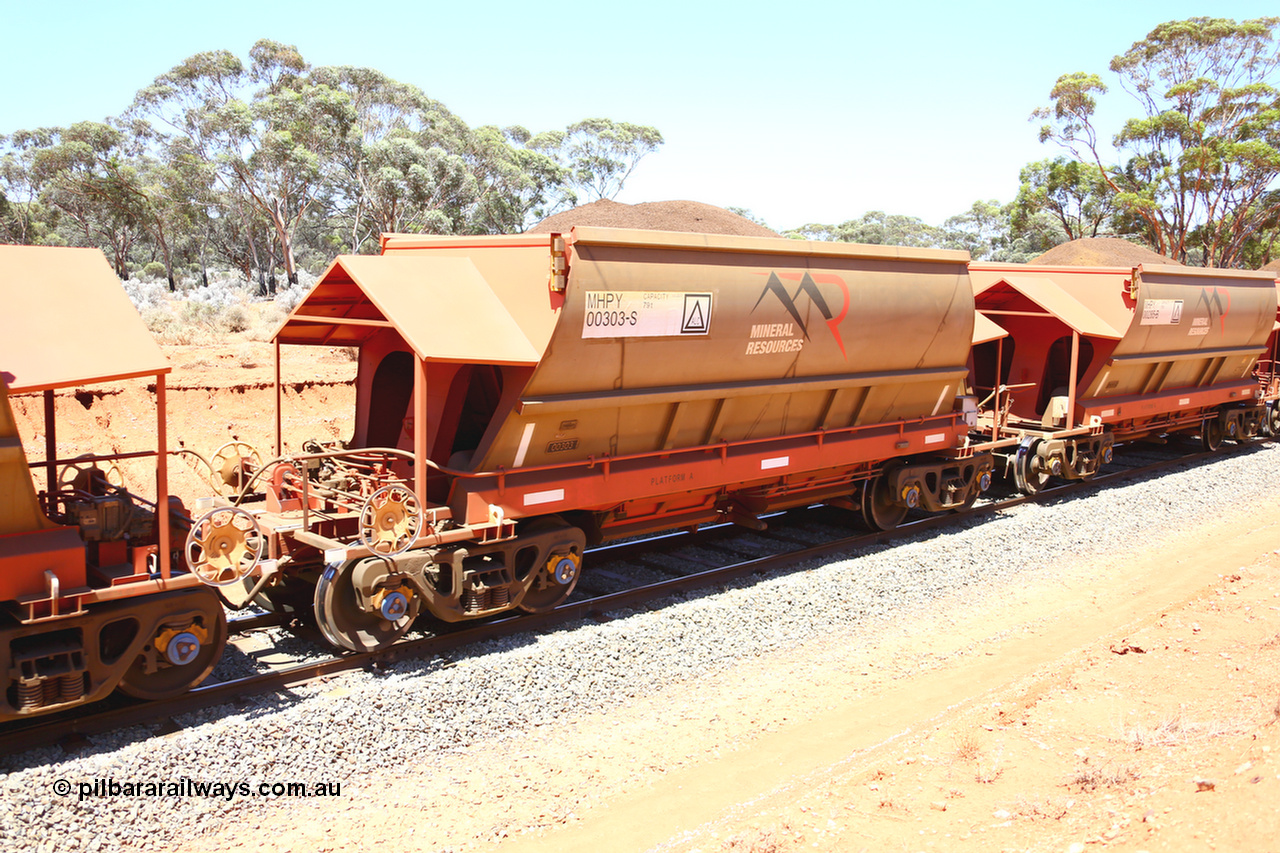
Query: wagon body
[[969, 261, 1276, 488], [242, 228, 991, 638], [301, 228, 980, 530], [0, 245, 224, 720]]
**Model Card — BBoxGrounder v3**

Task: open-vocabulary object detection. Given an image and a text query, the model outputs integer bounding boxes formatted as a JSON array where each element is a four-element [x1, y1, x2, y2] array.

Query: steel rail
[[0, 441, 1252, 757]]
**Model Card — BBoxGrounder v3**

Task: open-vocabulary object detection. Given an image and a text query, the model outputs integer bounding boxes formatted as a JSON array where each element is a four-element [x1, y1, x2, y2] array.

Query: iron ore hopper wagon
[[0, 246, 226, 722], [189, 228, 994, 652], [967, 262, 1277, 493]]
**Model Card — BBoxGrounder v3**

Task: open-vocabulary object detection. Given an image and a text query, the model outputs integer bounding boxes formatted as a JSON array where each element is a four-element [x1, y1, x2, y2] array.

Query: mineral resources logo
[[750, 272, 850, 358]]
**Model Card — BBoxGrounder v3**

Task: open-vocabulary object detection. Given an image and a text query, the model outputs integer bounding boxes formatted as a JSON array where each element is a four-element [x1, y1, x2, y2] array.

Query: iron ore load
[[188, 228, 993, 651]]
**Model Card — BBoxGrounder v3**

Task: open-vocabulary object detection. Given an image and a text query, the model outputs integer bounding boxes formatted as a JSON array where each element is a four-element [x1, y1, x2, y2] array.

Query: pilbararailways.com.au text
[[53, 778, 342, 802]]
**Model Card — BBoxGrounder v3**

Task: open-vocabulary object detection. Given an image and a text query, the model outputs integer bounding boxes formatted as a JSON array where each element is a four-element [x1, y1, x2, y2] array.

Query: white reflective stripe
[[930, 385, 951, 417], [1101, 408, 1116, 417], [761, 456, 789, 470], [1179, 397, 1191, 406], [924, 432, 947, 445], [523, 489, 564, 507], [513, 423, 536, 467]]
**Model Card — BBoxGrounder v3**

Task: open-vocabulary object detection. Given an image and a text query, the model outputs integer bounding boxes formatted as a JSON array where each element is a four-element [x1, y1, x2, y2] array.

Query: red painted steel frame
[[447, 412, 970, 528]]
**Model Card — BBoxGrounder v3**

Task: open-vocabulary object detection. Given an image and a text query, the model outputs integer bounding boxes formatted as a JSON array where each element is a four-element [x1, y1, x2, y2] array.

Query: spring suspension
[[462, 587, 493, 613], [59, 672, 84, 702], [462, 581, 514, 613], [17, 679, 42, 710]]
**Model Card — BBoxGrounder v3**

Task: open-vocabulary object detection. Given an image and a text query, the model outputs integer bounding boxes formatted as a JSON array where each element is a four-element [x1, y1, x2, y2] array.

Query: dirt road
[[185, 496, 1280, 853]]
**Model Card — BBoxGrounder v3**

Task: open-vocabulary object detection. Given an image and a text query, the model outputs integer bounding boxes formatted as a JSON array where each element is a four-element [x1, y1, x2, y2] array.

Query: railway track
[[0, 438, 1250, 756]]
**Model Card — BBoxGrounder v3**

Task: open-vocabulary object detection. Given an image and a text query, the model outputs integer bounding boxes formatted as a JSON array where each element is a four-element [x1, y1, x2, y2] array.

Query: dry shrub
[[953, 732, 981, 762], [1013, 796, 1069, 820], [248, 304, 288, 341], [1122, 711, 1247, 749], [1069, 762, 1140, 792], [222, 304, 251, 333], [723, 829, 781, 852], [975, 764, 1004, 784], [975, 742, 1005, 783]]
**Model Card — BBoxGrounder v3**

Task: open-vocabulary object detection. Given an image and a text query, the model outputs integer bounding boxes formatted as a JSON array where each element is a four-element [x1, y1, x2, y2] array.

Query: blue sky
[[3, 1, 1277, 231]]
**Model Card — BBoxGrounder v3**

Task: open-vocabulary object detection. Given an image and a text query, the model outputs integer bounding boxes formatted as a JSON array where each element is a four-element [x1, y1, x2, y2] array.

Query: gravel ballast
[[3, 443, 1279, 851]]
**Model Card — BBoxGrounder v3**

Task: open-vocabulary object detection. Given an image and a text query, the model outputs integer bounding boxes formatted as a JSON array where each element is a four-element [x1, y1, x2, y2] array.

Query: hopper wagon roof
[[0, 245, 169, 393], [971, 311, 1009, 345], [275, 253, 544, 364], [970, 264, 1130, 340]]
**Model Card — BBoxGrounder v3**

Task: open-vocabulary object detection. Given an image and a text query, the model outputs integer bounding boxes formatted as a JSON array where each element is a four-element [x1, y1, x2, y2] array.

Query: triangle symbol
[[686, 300, 705, 331]]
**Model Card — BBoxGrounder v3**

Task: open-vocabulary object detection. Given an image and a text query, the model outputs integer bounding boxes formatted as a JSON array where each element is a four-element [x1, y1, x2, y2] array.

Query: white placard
[[1140, 298, 1183, 325], [582, 291, 712, 338]]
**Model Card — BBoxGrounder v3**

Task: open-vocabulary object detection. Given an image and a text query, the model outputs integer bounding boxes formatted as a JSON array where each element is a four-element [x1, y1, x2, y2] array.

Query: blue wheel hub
[[164, 632, 201, 666], [379, 591, 409, 621], [552, 557, 578, 585]]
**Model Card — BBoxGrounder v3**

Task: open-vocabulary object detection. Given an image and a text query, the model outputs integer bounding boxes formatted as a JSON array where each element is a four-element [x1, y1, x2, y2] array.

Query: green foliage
[[785, 211, 946, 247], [1, 40, 665, 281], [554, 118, 664, 202], [786, 200, 1068, 264], [1036, 16, 1280, 267], [1012, 158, 1118, 241]]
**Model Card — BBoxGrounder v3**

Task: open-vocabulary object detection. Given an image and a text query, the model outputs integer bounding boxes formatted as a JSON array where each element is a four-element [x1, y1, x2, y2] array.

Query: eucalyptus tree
[[0, 129, 60, 245], [785, 211, 946, 247], [466, 125, 573, 233], [312, 66, 479, 250], [24, 121, 150, 276], [557, 118, 664, 201], [1035, 17, 1280, 267], [1012, 158, 1117, 241], [132, 39, 356, 284]]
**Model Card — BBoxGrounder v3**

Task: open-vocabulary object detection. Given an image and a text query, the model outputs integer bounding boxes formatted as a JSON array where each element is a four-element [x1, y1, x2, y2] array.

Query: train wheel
[[1013, 439, 1052, 495], [860, 468, 908, 531], [518, 519, 583, 613], [314, 559, 416, 652], [118, 591, 228, 700], [1201, 416, 1224, 452], [1267, 404, 1280, 437]]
